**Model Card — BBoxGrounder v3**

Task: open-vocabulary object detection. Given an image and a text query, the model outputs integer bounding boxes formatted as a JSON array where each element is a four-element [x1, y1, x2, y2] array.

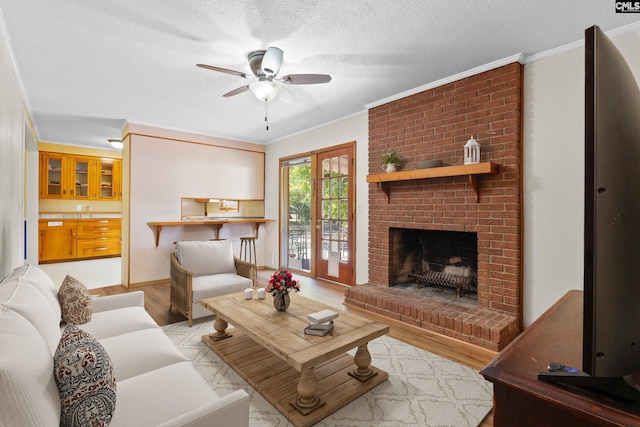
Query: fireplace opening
[[390, 228, 478, 298]]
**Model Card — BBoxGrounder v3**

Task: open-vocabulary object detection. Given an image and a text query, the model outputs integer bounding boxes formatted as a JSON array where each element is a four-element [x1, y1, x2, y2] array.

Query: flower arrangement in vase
[[266, 269, 300, 311], [381, 149, 401, 173]]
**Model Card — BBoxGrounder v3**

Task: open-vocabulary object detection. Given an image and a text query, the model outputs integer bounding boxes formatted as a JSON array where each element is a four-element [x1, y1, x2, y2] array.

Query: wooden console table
[[480, 290, 640, 426], [147, 218, 272, 247]]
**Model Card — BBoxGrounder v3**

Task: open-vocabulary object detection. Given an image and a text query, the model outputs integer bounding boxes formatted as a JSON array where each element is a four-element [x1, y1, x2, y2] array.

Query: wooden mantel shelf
[[147, 218, 273, 248], [366, 162, 499, 203]]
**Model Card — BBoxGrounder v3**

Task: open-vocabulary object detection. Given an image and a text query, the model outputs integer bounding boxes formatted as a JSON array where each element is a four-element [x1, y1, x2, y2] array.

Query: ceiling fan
[[196, 46, 331, 103]]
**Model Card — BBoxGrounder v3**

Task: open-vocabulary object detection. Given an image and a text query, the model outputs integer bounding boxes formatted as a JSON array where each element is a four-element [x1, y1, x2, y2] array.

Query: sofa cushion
[[58, 275, 93, 324], [0, 264, 63, 354], [79, 306, 159, 340], [99, 328, 188, 381], [191, 273, 252, 303], [109, 361, 219, 427], [8, 264, 62, 320], [175, 240, 236, 276], [0, 307, 61, 426], [54, 324, 117, 427]]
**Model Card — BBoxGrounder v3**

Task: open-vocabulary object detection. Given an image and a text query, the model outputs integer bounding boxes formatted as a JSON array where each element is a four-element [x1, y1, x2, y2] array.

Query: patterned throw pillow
[[53, 324, 117, 427], [58, 275, 92, 324]]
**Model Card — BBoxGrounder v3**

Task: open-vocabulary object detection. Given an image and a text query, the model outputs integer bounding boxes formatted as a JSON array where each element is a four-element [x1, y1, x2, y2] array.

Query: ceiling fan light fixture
[[249, 80, 280, 101], [108, 139, 123, 149]]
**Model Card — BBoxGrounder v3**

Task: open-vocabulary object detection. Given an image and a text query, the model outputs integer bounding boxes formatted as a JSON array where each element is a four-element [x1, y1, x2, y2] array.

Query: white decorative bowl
[[417, 160, 443, 169]]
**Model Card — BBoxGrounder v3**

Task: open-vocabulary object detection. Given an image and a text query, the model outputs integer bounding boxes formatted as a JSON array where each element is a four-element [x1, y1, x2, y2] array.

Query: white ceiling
[[1, 1, 639, 150]]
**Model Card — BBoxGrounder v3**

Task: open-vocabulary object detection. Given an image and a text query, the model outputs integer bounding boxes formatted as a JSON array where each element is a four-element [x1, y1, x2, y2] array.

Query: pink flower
[[265, 269, 300, 295]]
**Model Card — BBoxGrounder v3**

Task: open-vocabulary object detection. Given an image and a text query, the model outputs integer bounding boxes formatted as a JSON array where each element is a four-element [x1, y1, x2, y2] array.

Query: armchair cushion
[[175, 241, 236, 276], [191, 274, 252, 303]]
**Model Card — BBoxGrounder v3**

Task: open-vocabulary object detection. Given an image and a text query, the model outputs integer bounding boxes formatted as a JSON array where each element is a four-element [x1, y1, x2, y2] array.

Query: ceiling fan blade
[[261, 47, 283, 77], [196, 64, 249, 79], [223, 85, 250, 97], [281, 74, 332, 85]]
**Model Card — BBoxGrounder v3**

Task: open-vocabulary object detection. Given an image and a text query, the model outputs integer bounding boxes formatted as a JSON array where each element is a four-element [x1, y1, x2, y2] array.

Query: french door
[[315, 145, 354, 284], [280, 143, 355, 285]]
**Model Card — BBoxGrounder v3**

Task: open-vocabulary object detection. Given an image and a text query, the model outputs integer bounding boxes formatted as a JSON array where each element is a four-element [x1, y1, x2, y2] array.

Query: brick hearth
[[345, 62, 523, 351]]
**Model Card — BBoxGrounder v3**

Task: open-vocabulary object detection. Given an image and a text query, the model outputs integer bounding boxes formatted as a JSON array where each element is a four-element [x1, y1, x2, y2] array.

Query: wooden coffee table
[[200, 291, 389, 427]]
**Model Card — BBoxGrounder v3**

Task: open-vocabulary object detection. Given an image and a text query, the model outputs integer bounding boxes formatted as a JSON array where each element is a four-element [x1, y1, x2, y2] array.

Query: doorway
[[280, 143, 355, 285], [281, 157, 312, 273]]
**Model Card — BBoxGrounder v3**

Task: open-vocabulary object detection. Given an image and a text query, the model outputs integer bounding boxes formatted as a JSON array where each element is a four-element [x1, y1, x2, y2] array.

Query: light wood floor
[[91, 269, 495, 426]]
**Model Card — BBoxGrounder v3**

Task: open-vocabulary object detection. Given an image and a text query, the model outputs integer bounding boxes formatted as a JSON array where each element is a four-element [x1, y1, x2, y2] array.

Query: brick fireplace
[[345, 62, 523, 351]]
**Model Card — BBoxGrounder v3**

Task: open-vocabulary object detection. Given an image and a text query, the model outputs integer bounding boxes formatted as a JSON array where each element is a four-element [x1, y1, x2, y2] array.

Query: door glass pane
[[320, 154, 349, 263], [339, 200, 348, 220], [339, 155, 348, 174], [46, 157, 62, 196], [284, 158, 311, 272], [100, 161, 114, 198], [75, 160, 89, 197], [322, 200, 330, 219]]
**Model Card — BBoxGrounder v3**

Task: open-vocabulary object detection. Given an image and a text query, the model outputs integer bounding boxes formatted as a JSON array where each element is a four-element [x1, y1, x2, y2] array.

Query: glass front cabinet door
[[41, 153, 66, 198], [70, 156, 91, 199], [97, 158, 121, 200]]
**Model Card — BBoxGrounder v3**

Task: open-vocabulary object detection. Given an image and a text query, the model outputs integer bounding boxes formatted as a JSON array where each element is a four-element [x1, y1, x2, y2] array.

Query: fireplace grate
[[409, 271, 476, 297]]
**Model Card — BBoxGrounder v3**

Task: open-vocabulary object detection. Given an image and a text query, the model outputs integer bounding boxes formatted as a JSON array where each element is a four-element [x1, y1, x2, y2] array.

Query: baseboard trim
[[128, 278, 169, 288]]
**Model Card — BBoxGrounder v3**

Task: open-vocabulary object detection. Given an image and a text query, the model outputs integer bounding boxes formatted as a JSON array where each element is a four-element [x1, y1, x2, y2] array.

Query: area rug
[[162, 318, 493, 427]]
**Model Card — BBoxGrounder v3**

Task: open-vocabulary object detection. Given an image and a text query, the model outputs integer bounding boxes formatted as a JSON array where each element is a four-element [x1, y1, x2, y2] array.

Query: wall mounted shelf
[[147, 218, 272, 248], [366, 162, 499, 203]]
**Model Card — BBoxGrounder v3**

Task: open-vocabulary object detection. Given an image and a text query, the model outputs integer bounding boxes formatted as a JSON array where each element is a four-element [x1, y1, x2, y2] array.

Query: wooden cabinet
[[39, 219, 77, 262], [76, 219, 121, 258], [39, 152, 121, 200], [38, 218, 121, 262], [480, 291, 640, 426]]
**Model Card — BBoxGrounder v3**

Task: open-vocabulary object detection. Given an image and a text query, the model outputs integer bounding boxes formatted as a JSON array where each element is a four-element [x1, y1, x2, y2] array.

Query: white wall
[[523, 28, 640, 325], [263, 112, 369, 283], [0, 25, 25, 278], [125, 126, 266, 285]]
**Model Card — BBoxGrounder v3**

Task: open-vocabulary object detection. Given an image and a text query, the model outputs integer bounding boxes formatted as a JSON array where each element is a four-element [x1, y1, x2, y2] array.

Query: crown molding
[[523, 21, 640, 64], [0, 7, 39, 141], [365, 53, 525, 109]]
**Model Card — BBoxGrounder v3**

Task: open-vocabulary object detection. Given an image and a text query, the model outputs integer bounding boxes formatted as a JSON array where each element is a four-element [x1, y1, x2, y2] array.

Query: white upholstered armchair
[[170, 240, 255, 326]]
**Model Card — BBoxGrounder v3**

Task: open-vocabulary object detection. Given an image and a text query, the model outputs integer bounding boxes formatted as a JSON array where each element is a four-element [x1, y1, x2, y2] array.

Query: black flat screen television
[[538, 25, 640, 403]]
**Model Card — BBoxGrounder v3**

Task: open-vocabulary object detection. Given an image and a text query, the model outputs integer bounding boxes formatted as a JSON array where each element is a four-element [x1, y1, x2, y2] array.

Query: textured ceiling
[[1, 1, 639, 149]]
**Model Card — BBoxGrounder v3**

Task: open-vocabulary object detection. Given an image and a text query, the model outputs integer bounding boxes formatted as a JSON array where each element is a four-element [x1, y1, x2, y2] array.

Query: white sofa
[[0, 264, 250, 427]]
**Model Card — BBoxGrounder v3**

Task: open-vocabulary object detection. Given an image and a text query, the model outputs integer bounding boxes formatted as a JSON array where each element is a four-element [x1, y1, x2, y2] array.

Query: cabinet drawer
[[77, 219, 121, 238], [77, 238, 120, 258]]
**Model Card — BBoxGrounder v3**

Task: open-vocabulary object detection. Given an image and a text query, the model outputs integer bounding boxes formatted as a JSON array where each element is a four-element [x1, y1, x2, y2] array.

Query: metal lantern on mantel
[[464, 135, 480, 164]]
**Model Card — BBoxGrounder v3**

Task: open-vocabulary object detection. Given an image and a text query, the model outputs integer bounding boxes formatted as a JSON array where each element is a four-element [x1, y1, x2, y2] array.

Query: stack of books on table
[[304, 309, 339, 336]]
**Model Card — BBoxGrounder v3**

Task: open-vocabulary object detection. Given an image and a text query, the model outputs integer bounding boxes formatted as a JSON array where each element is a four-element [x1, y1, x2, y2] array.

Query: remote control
[[547, 362, 580, 373]]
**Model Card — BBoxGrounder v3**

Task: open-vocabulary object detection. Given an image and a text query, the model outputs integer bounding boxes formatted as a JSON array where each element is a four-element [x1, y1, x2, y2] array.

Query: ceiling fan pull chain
[[265, 101, 269, 131]]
